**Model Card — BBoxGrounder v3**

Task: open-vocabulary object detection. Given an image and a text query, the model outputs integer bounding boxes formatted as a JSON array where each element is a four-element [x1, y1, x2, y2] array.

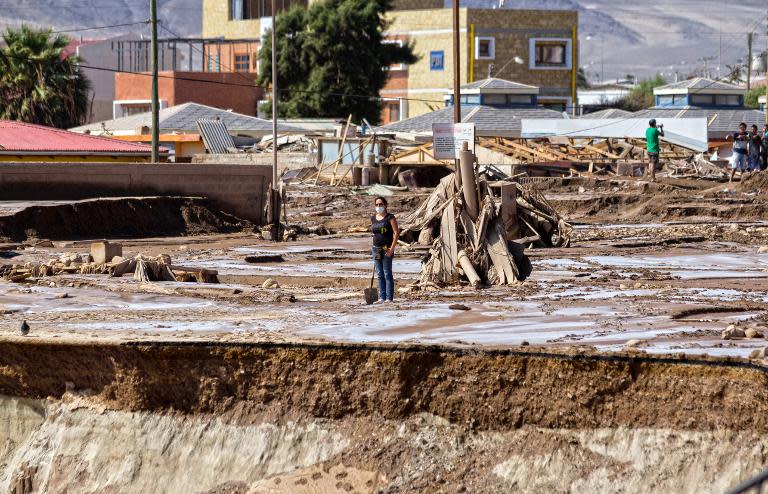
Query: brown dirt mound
[[0, 197, 252, 242], [739, 171, 768, 193]]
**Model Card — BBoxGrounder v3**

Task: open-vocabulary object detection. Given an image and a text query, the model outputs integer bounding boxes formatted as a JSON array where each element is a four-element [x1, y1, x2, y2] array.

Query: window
[[124, 104, 151, 116], [507, 94, 533, 105], [459, 95, 481, 105], [231, 0, 244, 20], [535, 43, 566, 66], [207, 54, 221, 72], [483, 94, 507, 105], [690, 94, 713, 106], [231, 0, 309, 20], [715, 94, 740, 106], [475, 37, 495, 60], [234, 54, 250, 72], [430, 50, 444, 71], [529, 38, 572, 70], [387, 102, 400, 123]]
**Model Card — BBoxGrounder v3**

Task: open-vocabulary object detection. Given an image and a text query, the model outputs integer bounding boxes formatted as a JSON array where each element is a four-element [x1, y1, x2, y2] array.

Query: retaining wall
[[0, 162, 271, 223]]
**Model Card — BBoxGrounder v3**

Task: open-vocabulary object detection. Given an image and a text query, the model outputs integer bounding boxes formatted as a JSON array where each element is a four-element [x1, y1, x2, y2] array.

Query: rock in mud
[[625, 339, 644, 348], [722, 325, 746, 339], [750, 347, 768, 359], [745, 328, 764, 339], [758, 246, 768, 254], [262, 278, 280, 289], [449, 304, 470, 311]]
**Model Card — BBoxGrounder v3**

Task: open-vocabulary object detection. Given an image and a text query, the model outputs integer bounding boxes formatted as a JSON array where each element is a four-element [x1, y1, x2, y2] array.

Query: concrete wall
[[0, 162, 271, 223], [192, 152, 315, 175]]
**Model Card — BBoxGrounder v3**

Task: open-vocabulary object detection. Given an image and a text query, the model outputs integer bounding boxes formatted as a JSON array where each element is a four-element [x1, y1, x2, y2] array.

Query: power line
[[0, 51, 762, 121], [51, 21, 149, 34]]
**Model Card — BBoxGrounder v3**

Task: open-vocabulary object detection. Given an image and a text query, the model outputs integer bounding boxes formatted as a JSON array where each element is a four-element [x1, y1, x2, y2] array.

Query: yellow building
[[202, 0, 578, 122]]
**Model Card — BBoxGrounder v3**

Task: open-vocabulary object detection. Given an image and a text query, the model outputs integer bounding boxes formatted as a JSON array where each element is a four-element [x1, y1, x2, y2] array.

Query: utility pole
[[765, 13, 768, 124], [270, 0, 281, 241], [747, 32, 753, 91], [452, 0, 461, 124], [451, 0, 461, 185], [150, 0, 159, 162]]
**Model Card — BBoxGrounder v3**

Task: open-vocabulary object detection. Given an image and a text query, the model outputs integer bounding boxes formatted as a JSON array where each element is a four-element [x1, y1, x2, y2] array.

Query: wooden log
[[439, 199, 457, 282], [457, 250, 481, 288], [486, 219, 519, 285]]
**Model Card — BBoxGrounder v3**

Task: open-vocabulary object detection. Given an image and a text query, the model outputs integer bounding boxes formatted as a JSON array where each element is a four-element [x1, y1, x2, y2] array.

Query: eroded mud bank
[[1, 341, 768, 493]]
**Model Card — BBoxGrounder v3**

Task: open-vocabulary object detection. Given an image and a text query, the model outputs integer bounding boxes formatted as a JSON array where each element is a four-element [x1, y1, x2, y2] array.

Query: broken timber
[[400, 143, 572, 289]]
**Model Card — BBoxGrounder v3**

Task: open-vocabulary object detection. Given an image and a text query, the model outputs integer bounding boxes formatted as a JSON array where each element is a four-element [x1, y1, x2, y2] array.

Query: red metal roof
[[0, 120, 156, 154]]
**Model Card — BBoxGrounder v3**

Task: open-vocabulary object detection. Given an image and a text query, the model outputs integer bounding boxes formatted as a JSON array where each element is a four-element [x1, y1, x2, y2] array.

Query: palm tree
[[0, 25, 91, 128]]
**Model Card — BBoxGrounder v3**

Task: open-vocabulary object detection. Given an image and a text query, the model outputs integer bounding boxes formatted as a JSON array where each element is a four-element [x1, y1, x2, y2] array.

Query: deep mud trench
[[2, 341, 768, 492]]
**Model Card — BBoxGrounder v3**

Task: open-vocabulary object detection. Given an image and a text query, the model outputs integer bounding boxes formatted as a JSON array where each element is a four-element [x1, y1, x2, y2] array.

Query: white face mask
[[375, 206, 385, 214]]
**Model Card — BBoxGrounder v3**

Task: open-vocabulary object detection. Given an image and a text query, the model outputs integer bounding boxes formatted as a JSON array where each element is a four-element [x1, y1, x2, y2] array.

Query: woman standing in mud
[[371, 197, 400, 303]]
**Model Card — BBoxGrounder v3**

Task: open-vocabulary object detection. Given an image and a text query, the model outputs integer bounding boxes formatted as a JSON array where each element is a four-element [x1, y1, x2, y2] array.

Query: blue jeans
[[372, 246, 394, 301], [749, 154, 761, 171]]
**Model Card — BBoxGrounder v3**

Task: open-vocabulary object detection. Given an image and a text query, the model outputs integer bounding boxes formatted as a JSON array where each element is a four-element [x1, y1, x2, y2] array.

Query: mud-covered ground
[[1, 173, 768, 359], [2, 173, 768, 493]]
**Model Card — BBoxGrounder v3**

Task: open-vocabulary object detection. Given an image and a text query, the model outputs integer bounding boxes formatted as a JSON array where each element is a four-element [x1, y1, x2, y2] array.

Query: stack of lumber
[[665, 154, 729, 180]]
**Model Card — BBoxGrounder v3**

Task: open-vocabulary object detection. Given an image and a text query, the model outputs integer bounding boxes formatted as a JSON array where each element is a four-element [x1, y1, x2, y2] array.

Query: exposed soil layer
[[0, 197, 252, 242], [2, 340, 768, 432]]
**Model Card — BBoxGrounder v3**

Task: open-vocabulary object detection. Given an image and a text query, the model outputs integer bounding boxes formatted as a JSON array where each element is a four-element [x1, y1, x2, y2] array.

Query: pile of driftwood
[[401, 146, 571, 288], [0, 253, 218, 284], [665, 154, 729, 180]]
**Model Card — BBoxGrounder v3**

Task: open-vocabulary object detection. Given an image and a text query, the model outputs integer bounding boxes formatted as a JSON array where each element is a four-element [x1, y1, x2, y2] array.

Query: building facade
[[114, 71, 262, 118], [202, 0, 578, 124], [381, 8, 578, 123]]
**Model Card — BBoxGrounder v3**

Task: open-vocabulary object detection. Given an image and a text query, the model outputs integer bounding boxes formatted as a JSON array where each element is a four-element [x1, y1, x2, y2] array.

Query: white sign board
[[432, 123, 475, 160], [520, 118, 709, 152]]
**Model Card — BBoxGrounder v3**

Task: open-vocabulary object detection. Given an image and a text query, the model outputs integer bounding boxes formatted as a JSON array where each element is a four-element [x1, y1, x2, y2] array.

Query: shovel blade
[[364, 287, 379, 305]]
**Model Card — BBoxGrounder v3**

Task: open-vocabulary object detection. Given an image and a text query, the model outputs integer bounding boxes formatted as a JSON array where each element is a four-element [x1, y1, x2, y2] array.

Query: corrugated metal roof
[[0, 120, 155, 154], [383, 105, 565, 137], [196, 119, 236, 153], [70, 103, 303, 134], [633, 108, 766, 134]]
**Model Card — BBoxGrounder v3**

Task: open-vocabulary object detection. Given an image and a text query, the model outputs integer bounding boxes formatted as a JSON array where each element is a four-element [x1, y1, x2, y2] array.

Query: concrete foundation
[[0, 162, 271, 223]]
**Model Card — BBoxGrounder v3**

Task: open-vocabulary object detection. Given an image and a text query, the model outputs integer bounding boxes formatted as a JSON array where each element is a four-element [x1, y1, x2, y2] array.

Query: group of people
[[646, 119, 768, 183], [728, 122, 768, 182]]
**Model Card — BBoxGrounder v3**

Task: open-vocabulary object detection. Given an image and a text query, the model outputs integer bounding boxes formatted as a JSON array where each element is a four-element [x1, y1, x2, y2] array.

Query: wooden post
[[459, 141, 478, 220]]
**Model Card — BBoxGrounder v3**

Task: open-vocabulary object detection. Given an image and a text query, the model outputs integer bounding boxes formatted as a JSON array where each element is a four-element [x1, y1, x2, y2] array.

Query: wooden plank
[[499, 183, 520, 241], [459, 209, 476, 251], [486, 219, 519, 285], [439, 199, 457, 281], [329, 114, 353, 186]]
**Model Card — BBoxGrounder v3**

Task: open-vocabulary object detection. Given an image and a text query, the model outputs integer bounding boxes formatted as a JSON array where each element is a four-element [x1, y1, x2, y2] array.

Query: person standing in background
[[645, 119, 664, 182], [727, 123, 750, 183], [748, 124, 763, 173], [370, 197, 400, 303], [761, 124, 768, 171]]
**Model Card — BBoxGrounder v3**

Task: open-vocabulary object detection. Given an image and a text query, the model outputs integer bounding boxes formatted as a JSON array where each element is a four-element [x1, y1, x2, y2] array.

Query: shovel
[[364, 269, 378, 304]]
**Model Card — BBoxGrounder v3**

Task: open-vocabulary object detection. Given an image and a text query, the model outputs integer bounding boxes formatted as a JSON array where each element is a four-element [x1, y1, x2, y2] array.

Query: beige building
[[381, 7, 578, 122], [202, 0, 578, 123]]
